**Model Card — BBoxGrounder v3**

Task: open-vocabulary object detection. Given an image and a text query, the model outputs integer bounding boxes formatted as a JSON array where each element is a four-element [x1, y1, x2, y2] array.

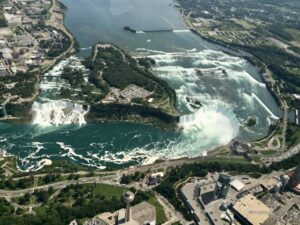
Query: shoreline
[[174, 1, 284, 144], [0, 142, 226, 173], [176, 2, 283, 109]]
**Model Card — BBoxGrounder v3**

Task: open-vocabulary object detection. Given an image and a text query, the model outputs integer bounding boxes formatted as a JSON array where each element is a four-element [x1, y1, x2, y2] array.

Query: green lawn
[[93, 184, 166, 224], [146, 195, 166, 225], [93, 183, 128, 199], [260, 150, 277, 156]]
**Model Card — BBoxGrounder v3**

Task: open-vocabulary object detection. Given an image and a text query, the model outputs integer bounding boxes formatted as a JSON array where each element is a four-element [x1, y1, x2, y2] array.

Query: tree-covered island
[[59, 44, 179, 130]]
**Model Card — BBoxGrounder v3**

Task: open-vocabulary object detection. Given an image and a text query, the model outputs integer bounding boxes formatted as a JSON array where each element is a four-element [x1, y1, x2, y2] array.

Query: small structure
[[147, 172, 164, 186], [69, 220, 78, 225], [230, 179, 245, 192], [0, 63, 9, 76]]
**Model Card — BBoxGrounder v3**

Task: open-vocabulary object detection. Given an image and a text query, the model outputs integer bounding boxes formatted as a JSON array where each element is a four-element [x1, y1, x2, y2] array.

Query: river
[[0, 0, 280, 171]]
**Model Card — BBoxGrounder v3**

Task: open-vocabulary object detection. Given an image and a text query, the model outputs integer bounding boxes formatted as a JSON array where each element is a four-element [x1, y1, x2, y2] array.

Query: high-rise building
[[214, 174, 231, 199], [280, 175, 289, 192], [288, 163, 300, 194]]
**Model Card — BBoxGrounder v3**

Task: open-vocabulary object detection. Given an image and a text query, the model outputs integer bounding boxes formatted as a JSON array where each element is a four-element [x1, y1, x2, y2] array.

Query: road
[[0, 154, 207, 198], [262, 143, 300, 165], [0, 173, 191, 224], [154, 191, 190, 225], [0, 175, 116, 198], [281, 102, 288, 151]]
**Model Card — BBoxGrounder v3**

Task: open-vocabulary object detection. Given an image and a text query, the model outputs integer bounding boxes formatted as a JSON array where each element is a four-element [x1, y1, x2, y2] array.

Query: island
[[59, 43, 179, 130]]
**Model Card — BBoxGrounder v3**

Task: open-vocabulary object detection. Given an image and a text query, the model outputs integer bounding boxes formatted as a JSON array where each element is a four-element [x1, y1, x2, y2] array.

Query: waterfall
[[1, 98, 9, 118], [2, 103, 7, 118], [30, 56, 91, 127], [32, 100, 90, 126], [179, 114, 196, 125]]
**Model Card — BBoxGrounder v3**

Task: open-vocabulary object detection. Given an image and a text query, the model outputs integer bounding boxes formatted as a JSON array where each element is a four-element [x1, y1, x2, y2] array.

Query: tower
[[288, 163, 300, 194], [123, 191, 135, 222], [214, 174, 231, 199], [289, 163, 300, 187], [280, 175, 289, 192]]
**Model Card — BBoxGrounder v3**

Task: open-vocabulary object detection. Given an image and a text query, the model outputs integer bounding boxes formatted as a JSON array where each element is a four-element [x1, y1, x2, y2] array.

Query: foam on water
[[178, 104, 239, 148]]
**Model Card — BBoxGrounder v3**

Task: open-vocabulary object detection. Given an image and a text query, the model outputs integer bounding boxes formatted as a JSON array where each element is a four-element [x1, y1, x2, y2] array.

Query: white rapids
[[31, 56, 90, 127], [178, 104, 239, 146], [32, 100, 90, 126]]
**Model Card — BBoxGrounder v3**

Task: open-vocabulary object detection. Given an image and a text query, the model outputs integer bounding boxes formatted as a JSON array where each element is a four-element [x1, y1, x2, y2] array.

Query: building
[[84, 192, 156, 225], [232, 194, 272, 225], [0, 48, 13, 60], [280, 175, 289, 192], [179, 175, 236, 225], [214, 174, 231, 199], [0, 63, 9, 76], [85, 202, 156, 225], [147, 172, 164, 186], [260, 177, 279, 192], [230, 179, 245, 192], [3, 13, 22, 26], [288, 163, 300, 194]]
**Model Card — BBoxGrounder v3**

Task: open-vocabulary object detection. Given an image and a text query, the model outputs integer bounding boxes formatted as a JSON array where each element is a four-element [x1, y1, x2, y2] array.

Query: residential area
[[0, 0, 74, 119]]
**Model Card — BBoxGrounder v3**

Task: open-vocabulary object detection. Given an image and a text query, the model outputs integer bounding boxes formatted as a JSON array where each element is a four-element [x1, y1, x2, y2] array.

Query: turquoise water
[[0, 0, 280, 171]]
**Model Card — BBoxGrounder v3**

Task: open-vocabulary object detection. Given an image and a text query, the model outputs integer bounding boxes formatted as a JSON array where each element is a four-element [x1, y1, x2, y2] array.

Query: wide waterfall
[[32, 100, 90, 126], [178, 104, 240, 147], [31, 57, 90, 127]]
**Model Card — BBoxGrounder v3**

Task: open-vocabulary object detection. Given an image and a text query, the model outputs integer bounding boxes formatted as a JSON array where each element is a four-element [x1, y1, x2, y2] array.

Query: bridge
[[42, 75, 89, 78], [123, 26, 190, 34]]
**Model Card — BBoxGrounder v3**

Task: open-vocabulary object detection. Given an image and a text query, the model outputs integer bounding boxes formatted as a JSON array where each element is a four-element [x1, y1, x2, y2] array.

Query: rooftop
[[230, 179, 245, 192], [131, 202, 156, 225], [86, 202, 156, 225], [233, 194, 271, 225]]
